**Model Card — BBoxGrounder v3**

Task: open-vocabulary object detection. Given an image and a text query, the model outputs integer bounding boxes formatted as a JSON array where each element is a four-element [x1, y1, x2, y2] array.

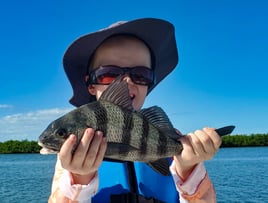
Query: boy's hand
[[174, 127, 222, 180], [59, 128, 107, 185]]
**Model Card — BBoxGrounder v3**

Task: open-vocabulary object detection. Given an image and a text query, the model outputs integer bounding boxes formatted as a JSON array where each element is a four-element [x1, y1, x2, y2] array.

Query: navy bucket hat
[[63, 18, 178, 107]]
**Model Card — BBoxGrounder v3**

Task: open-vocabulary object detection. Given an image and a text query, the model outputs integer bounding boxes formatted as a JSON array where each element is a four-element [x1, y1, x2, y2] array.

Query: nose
[[122, 75, 134, 85]]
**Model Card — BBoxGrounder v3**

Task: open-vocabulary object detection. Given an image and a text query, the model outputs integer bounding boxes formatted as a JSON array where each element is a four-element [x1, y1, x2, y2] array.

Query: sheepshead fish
[[38, 76, 235, 176], [38, 76, 182, 175]]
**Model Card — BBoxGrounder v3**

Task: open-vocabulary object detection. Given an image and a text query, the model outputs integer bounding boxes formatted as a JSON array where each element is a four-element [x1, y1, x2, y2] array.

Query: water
[[0, 154, 56, 203], [205, 147, 268, 203], [0, 147, 267, 203]]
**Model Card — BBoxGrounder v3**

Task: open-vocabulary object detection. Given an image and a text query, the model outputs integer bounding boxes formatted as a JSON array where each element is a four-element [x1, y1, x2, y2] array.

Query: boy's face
[[87, 36, 152, 110]]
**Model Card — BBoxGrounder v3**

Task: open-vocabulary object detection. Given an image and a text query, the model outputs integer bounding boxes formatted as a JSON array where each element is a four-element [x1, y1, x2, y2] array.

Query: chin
[[132, 101, 143, 111]]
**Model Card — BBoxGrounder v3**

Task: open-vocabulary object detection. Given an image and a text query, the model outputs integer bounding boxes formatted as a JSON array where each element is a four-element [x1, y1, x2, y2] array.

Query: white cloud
[[0, 104, 13, 109], [0, 108, 74, 141]]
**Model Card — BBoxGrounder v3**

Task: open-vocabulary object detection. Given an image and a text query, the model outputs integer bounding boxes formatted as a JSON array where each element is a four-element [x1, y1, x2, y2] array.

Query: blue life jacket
[[92, 160, 179, 203]]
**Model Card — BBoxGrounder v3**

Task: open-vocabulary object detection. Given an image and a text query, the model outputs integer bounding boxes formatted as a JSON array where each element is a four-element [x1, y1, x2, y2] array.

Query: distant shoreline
[[0, 146, 268, 155], [0, 134, 268, 153]]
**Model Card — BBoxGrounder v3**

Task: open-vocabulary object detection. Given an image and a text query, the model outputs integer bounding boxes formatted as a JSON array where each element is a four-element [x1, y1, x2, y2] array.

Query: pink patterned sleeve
[[170, 161, 216, 203], [48, 156, 98, 203]]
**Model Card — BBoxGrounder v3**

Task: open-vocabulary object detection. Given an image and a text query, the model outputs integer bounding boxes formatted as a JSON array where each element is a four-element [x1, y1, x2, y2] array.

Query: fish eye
[[55, 128, 68, 138]]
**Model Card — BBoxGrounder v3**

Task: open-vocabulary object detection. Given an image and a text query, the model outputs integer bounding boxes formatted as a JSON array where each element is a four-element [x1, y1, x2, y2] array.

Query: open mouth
[[130, 93, 135, 100], [40, 147, 57, 155], [38, 142, 58, 155]]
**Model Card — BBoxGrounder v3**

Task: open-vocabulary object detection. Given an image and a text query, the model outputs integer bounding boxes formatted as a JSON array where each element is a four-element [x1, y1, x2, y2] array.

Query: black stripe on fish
[[119, 110, 133, 154], [157, 131, 167, 156], [139, 114, 149, 157], [93, 102, 108, 134]]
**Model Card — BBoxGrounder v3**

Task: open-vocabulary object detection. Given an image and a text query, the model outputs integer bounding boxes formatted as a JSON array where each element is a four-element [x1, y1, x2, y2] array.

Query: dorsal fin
[[99, 76, 133, 111], [139, 106, 179, 140]]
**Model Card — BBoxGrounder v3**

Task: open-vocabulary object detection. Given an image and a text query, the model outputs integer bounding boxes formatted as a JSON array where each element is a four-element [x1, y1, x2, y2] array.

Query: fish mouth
[[38, 141, 58, 155]]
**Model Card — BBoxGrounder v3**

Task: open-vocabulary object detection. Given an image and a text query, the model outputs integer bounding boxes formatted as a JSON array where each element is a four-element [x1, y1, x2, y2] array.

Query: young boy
[[49, 18, 220, 203]]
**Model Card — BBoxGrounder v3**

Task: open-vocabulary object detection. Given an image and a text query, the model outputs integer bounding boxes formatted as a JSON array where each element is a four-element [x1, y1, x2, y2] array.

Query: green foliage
[[0, 140, 41, 153], [221, 133, 268, 147]]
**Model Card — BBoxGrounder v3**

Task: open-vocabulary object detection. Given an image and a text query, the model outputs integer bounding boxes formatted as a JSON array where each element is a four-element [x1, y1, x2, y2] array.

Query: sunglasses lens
[[131, 67, 154, 85], [93, 66, 122, 84]]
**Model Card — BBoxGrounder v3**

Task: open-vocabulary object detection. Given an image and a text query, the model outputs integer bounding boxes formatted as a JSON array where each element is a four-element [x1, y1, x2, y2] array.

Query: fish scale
[[99, 101, 131, 144]]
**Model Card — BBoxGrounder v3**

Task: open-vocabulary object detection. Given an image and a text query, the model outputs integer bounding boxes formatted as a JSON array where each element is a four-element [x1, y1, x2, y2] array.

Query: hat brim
[[63, 18, 178, 107]]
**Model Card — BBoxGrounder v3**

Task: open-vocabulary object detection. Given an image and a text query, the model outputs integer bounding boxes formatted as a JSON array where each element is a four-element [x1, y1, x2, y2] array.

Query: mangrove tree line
[[0, 133, 268, 153]]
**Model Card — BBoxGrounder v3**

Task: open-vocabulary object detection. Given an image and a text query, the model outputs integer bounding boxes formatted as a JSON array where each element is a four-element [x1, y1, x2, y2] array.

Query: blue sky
[[0, 0, 267, 141]]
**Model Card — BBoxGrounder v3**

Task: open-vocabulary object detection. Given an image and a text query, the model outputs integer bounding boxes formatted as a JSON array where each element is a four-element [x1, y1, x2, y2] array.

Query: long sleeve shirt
[[48, 156, 216, 203]]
